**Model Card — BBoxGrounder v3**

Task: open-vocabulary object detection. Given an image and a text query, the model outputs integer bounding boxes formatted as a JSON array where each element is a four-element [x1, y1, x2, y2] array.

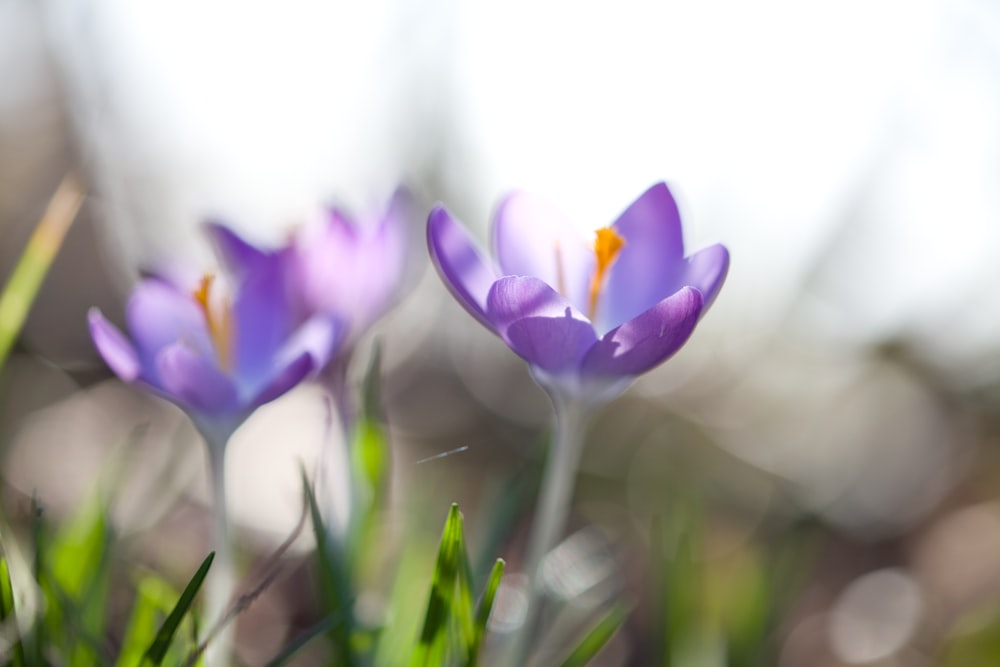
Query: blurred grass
[[0, 173, 84, 373]]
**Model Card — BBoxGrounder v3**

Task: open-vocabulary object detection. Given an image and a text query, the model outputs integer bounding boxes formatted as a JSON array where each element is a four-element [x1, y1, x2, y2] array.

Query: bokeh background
[[4, 0, 1000, 664]]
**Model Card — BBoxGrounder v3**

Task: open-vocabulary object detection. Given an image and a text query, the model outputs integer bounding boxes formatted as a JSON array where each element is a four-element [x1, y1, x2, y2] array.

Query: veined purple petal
[[492, 191, 594, 312], [88, 309, 141, 381], [204, 222, 274, 278], [601, 183, 687, 332], [156, 342, 240, 413], [486, 276, 597, 374], [683, 243, 730, 310], [126, 280, 212, 376], [582, 286, 703, 377], [249, 352, 314, 407], [427, 205, 497, 329]]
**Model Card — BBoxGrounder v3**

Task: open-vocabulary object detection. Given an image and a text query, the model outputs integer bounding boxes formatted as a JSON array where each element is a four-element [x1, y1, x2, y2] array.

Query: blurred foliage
[[0, 175, 83, 374]]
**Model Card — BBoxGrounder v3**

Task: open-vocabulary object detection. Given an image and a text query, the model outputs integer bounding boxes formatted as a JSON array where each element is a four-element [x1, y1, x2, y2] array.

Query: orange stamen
[[587, 226, 626, 320], [193, 274, 234, 370]]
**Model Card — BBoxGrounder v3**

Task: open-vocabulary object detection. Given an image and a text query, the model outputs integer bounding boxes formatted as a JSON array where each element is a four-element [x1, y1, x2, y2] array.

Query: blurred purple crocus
[[88, 241, 341, 445], [428, 182, 729, 403], [206, 189, 413, 426], [88, 229, 342, 665], [289, 188, 411, 346]]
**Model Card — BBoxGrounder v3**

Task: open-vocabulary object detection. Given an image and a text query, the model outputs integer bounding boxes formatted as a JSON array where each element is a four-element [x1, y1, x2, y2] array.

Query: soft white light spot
[[540, 526, 617, 600], [487, 573, 528, 634], [828, 568, 923, 664]]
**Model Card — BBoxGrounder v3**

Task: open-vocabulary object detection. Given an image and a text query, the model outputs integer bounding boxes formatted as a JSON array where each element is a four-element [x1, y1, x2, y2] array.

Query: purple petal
[[427, 205, 497, 329], [249, 352, 315, 407], [683, 243, 729, 310], [582, 286, 703, 377], [293, 194, 411, 337], [126, 280, 212, 373], [492, 191, 593, 312], [88, 309, 141, 381], [277, 314, 342, 373], [156, 342, 240, 413], [486, 276, 597, 374], [601, 183, 687, 332], [204, 222, 275, 278], [232, 267, 294, 387]]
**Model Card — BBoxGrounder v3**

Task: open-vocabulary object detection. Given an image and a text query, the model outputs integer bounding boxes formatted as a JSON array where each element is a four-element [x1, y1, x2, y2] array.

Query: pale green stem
[[510, 395, 588, 666], [201, 428, 236, 667], [319, 355, 356, 539]]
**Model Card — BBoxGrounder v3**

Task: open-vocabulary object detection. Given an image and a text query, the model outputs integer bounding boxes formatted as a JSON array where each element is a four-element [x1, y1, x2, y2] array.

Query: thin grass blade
[[144, 551, 215, 665], [467, 558, 505, 667], [0, 555, 26, 667], [302, 470, 355, 667], [349, 341, 391, 574], [557, 604, 630, 667], [0, 173, 84, 372], [410, 503, 465, 667]]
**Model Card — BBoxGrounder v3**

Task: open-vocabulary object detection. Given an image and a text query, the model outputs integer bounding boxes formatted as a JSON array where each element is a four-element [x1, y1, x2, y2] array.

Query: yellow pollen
[[588, 226, 626, 320], [193, 274, 234, 370]]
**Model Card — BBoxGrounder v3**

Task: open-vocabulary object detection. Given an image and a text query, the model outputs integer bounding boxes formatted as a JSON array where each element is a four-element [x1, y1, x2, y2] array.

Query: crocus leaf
[[349, 339, 391, 572], [557, 603, 630, 667], [411, 503, 466, 667], [144, 551, 214, 665], [302, 469, 356, 667], [468, 558, 505, 667]]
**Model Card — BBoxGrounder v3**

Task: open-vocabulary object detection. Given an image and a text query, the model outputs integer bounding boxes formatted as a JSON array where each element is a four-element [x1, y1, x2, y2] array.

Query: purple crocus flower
[[88, 239, 341, 443], [204, 189, 413, 428], [427, 182, 729, 402], [287, 188, 411, 346]]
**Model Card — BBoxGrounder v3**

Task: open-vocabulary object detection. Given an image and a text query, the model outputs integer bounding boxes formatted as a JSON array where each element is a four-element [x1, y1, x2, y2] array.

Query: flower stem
[[510, 395, 588, 665], [202, 431, 236, 667], [321, 354, 355, 438]]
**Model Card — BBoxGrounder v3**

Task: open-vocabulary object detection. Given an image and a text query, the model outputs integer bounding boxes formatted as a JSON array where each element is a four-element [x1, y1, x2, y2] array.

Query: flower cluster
[[86, 181, 728, 667], [89, 192, 412, 442]]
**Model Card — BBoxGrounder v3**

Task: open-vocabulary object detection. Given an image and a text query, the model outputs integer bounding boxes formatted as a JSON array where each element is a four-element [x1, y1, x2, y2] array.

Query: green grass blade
[[29, 496, 44, 666], [411, 503, 465, 667], [0, 557, 11, 622], [348, 341, 391, 575], [43, 578, 113, 664], [264, 614, 340, 667], [468, 558, 505, 667], [47, 498, 114, 667], [144, 551, 215, 665], [116, 576, 182, 667], [557, 604, 630, 667], [0, 555, 26, 667], [0, 173, 84, 372], [302, 470, 356, 667]]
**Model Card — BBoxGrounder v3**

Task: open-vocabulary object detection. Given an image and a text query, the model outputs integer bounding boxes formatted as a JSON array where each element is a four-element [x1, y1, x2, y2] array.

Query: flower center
[[193, 274, 234, 370], [588, 226, 626, 321]]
